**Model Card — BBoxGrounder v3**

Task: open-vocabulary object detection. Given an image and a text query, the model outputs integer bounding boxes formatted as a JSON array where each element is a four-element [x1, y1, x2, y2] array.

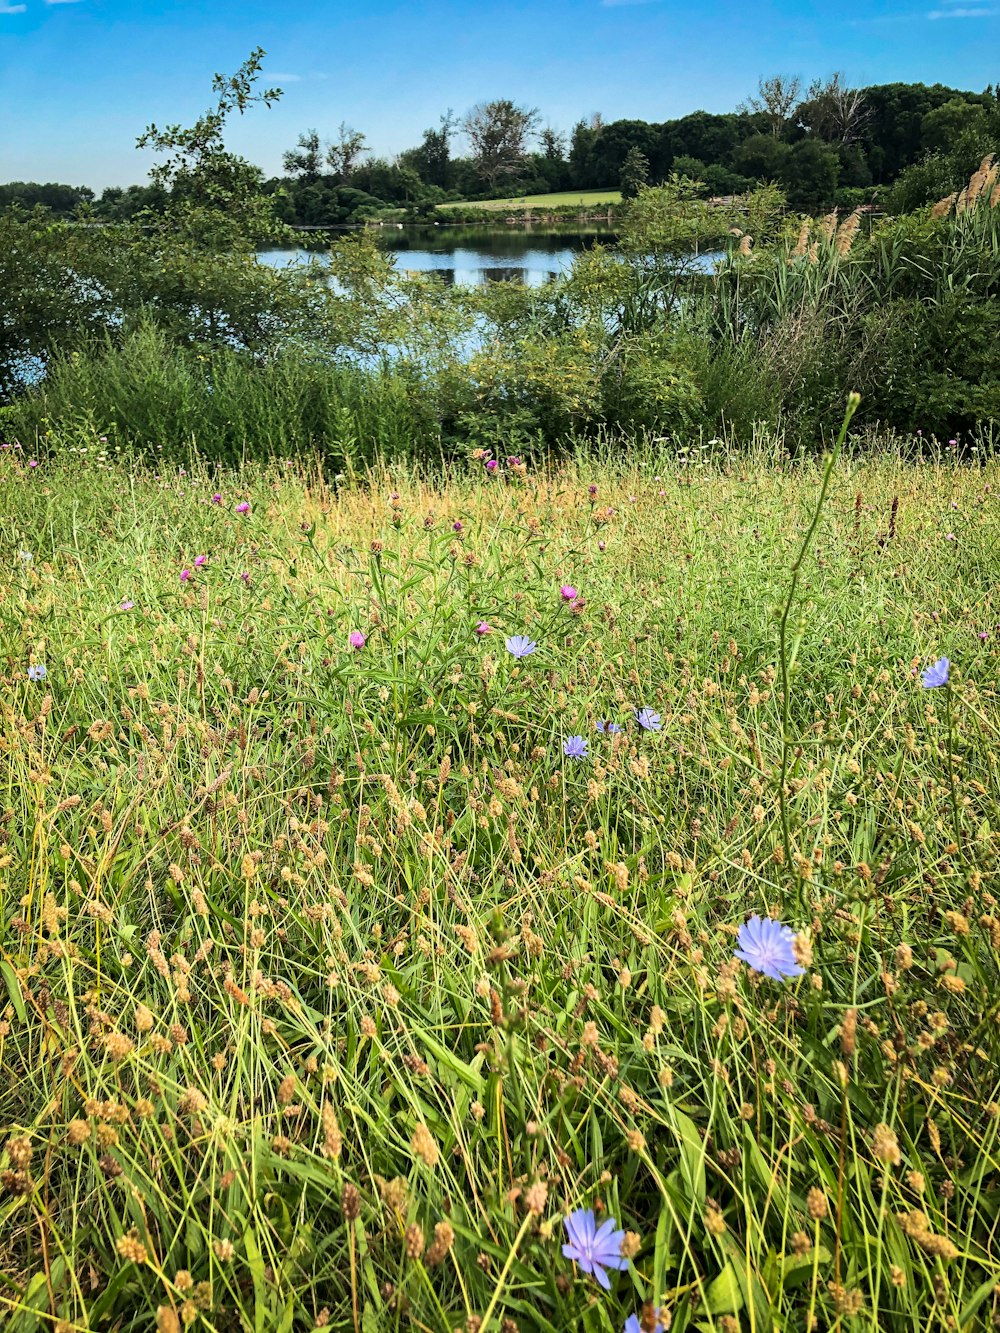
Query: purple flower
[[562, 1209, 629, 1290], [921, 657, 950, 688], [211, 494, 222, 505], [120, 600, 134, 611], [634, 707, 661, 732], [475, 621, 492, 636], [598, 541, 606, 552], [236, 502, 250, 514], [194, 554, 207, 567], [349, 630, 366, 650], [505, 635, 536, 659], [452, 521, 463, 532], [563, 735, 589, 759], [507, 455, 521, 467], [180, 569, 192, 582], [734, 915, 804, 982], [588, 484, 598, 497], [27, 664, 47, 683], [596, 719, 622, 735], [560, 585, 578, 601], [625, 1314, 667, 1333], [485, 459, 499, 473], [240, 571, 251, 584], [28, 459, 38, 468]]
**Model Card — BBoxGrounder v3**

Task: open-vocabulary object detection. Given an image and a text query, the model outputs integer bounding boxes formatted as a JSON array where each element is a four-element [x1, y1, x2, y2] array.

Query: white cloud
[[0, 1, 27, 13], [269, 72, 303, 83], [927, 4, 997, 12]]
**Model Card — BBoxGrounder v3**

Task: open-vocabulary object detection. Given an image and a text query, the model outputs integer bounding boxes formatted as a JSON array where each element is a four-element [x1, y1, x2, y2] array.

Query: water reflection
[[258, 225, 723, 287]]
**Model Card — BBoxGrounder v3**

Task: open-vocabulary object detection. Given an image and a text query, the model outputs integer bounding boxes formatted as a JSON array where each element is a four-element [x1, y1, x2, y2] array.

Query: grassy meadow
[[3, 437, 1000, 1332], [436, 189, 622, 213]]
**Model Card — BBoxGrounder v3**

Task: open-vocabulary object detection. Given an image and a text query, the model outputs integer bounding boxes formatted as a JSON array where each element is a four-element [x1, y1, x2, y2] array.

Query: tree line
[[4, 74, 1000, 227]]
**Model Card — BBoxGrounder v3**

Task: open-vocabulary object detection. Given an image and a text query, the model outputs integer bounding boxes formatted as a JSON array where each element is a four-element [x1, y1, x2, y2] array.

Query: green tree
[[135, 47, 283, 243], [325, 123, 368, 182], [738, 74, 802, 136], [783, 138, 840, 210], [463, 99, 540, 191], [283, 130, 322, 182], [619, 146, 649, 198]]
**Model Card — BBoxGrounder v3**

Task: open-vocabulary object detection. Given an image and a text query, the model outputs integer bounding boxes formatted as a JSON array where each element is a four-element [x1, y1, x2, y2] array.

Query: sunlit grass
[[2, 440, 1000, 1332], [437, 189, 622, 212]]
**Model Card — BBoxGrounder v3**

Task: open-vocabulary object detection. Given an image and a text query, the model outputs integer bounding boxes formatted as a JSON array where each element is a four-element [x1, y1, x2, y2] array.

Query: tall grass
[[3, 436, 1000, 1331]]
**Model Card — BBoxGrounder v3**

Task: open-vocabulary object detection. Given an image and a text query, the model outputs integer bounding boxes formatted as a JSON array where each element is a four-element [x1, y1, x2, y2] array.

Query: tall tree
[[326, 123, 368, 182], [462, 99, 540, 190], [283, 130, 322, 182], [799, 74, 868, 145], [738, 75, 802, 137], [619, 146, 649, 198]]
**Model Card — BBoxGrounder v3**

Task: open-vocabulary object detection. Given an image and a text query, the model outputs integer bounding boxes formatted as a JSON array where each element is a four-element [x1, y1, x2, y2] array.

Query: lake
[[259, 224, 723, 287]]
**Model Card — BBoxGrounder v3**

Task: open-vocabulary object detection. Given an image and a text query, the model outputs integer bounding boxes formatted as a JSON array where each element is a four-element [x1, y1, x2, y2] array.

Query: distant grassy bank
[[438, 187, 622, 214]]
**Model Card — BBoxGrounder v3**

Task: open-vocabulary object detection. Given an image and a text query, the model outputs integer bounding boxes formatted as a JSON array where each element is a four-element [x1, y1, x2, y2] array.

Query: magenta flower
[[475, 621, 492, 635], [211, 493, 222, 505], [485, 459, 499, 473], [240, 572, 250, 584], [562, 1209, 628, 1290], [349, 630, 366, 650], [28, 459, 38, 468], [236, 502, 250, 514], [194, 554, 207, 567], [120, 600, 134, 611], [560, 585, 578, 601], [180, 569, 192, 582]]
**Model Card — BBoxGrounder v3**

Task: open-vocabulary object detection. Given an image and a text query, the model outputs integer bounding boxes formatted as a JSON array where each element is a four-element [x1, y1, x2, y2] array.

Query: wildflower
[[560, 585, 578, 601], [194, 554, 207, 567], [120, 600, 134, 611], [18, 550, 32, 564], [563, 736, 589, 759], [588, 484, 598, 497], [734, 916, 805, 982], [349, 631, 366, 650], [598, 540, 606, 551], [211, 494, 222, 505], [180, 569, 192, 582], [27, 664, 47, 683], [475, 621, 492, 636], [452, 521, 463, 532], [562, 1208, 629, 1290], [507, 456, 521, 467], [235, 502, 250, 514], [945, 532, 956, 542], [634, 707, 661, 732], [505, 635, 537, 659], [921, 657, 950, 689], [28, 459, 38, 468], [485, 459, 499, 473], [625, 1310, 667, 1333], [240, 572, 250, 584], [596, 720, 622, 734]]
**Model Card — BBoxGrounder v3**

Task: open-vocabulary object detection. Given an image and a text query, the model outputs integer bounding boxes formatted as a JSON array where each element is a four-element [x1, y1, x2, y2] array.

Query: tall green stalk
[[777, 392, 861, 886]]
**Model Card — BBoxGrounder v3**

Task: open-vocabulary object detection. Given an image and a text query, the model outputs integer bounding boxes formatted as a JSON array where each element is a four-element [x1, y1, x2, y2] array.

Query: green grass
[[2, 437, 1000, 1332], [437, 189, 622, 213]]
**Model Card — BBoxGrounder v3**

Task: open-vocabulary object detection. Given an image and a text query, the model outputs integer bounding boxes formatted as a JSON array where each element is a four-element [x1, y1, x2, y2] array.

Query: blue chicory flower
[[596, 719, 622, 734], [921, 657, 950, 689], [634, 707, 662, 732], [562, 1209, 629, 1290], [734, 915, 804, 982], [563, 735, 589, 759], [27, 664, 47, 683], [505, 635, 537, 659], [624, 1312, 667, 1333]]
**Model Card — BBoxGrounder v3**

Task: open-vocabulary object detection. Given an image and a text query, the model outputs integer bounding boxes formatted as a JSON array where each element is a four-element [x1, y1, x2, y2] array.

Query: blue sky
[[0, 0, 997, 190]]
